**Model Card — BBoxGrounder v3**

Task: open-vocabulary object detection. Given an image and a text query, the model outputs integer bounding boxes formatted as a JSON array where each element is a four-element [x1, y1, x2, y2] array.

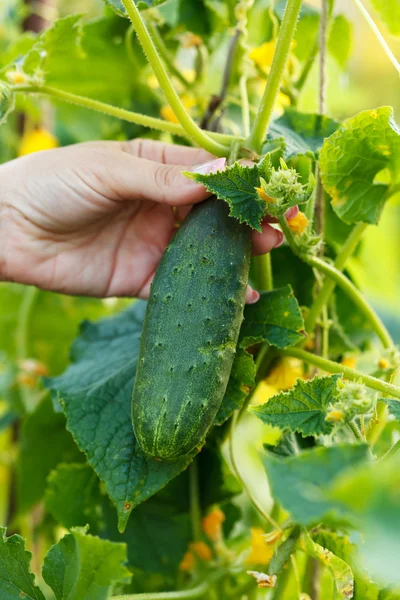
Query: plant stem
[[189, 461, 202, 541], [11, 85, 238, 147], [112, 581, 210, 600], [303, 254, 393, 350], [146, 20, 191, 88], [379, 437, 400, 462], [239, 74, 250, 138], [229, 412, 281, 530], [247, 0, 303, 152], [122, 0, 228, 156], [252, 253, 274, 292], [352, 0, 400, 76], [348, 421, 363, 441], [305, 223, 368, 334], [283, 347, 400, 400], [319, 0, 328, 116]]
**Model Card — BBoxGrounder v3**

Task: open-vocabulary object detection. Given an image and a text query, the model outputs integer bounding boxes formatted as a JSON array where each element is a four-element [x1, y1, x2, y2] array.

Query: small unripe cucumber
[[132, 197, 251, 460]]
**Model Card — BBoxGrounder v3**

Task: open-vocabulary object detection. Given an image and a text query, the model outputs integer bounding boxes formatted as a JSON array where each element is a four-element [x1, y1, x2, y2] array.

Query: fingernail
[[274, 229, 284, 248], [285, 205, 299, 220], [248, 289, 260, 305], [192, 158, 226, 175]]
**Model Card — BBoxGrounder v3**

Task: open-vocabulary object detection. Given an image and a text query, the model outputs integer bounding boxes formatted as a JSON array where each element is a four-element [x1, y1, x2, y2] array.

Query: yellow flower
[[179, 550, 195, 572], [160, 95, 197, 124], [6, 70, 28, 85], [378, 358, 390, 370], [249, 41, 276, 70], [250, 380, 278, 407], [255, 186, 276, 203], [18, 359, 49, 377], [287, 211, 309, 234], [190, 541, 213, 561], [245, 528, 274, 566], [202, 508, 225, 541], [325, 409, 345, 423], [18, 128, 59, 156], [266, 358, 303, 391], [147, 74, 159, 90], [182, 33, 203, 48], [341, 357, 357, 369]]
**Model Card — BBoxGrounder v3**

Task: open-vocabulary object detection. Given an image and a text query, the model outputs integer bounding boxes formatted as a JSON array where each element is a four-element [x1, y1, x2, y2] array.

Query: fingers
[[121, 139, 216, 166], [245, 285, 260, 305], [251, 222, 284, 256], [112, 154, 226, 206]]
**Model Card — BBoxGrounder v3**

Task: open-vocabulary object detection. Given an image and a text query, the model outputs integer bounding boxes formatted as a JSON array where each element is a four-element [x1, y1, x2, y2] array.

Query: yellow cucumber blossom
[[190, 541, 213, 561], [287, 211, 309, 234], [202, 507, 225, 541], [266, 357, 304, 391], [249, 41, 276, 70], [247, 570, 277, 588], [378, 357, 390, 370], [341, 356, 357, 369], [255, 186, 276, 203], [182, 33, 203, 48], [179, 550, 195, 572], [245, 528, 274, 566], [325, 409, 345, 423], [18, 128, 59, 156], [250, 380, 279, 406], [6, 70, 28, 85]]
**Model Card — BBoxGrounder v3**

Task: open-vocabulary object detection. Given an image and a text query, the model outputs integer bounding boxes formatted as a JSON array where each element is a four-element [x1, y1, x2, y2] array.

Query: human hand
[[0, 139, 291, 299]]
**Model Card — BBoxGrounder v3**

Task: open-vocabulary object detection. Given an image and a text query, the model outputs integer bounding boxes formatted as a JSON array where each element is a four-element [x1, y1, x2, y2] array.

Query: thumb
[[114, 154, 226, 206]]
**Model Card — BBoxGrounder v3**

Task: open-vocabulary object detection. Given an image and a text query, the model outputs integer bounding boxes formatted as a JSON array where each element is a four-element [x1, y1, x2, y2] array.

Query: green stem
[[146, 20, 191, 88], [352, 0, 400, 75], [305, 223, 368, 334], [121, 0, 228, 156], [247, 0, 303, 152], [252, 253, 274, 292], [112, 581, 210, 600], [189, 461, 202, 541], [283, 347, 400, 400], [303, 254, 393, 350], [379, 437, 400, 462], [348, 421, 363, 442], [239, 74, 250, 138], [293, 39, 319, 94], [16, 286, 39, 412], [11, 85, 238, 147]]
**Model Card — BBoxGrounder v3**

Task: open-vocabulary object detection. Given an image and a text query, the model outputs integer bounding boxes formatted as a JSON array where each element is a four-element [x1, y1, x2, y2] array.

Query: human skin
[[0, 139, 294, 300]]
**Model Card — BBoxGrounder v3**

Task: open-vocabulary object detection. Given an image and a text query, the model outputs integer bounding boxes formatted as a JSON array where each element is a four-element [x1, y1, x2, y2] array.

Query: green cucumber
[[132, 197, 251, 460]]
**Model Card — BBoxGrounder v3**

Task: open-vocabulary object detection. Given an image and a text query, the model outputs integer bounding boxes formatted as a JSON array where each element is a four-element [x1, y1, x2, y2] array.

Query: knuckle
[[153, 164, 177, 199]]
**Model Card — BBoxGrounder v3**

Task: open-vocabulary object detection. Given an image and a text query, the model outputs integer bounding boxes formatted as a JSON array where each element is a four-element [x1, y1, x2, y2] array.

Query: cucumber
[[132, 197, 251, 460]]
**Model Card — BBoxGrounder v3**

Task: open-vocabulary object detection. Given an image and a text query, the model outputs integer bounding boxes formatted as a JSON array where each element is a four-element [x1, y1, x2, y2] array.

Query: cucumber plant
[[0, 0, 400, 599]]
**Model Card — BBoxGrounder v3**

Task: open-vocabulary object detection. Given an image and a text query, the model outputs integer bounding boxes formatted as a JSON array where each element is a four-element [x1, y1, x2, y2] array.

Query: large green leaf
[[330, 457, 400, 587], [45, 301, 245, 531], [263, 443, 370, 525], [370, 0, 400, 36], [42, 528, 131, 600], [240, 285, 306, 349], [251, 375, 341, 437], [45, 302, 194, 532], [0, 528, 45, 600], [264, 109, 339, 159], [319, 107, 400, 224], [17, 396, 84, 514], [328, 15, 353, 68], [383, 399, 400, 420]]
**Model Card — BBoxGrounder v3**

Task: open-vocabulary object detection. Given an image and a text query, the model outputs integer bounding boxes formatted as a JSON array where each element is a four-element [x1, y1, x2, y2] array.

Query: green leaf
[[42, 528, 131, 600], [319, 107, 400, 224], [17, 396, 84, 514], [383, 399, 400, 420], [0, 527, 45, 600], [263, 443, 370, 525], [184, 161, 268, 232], [269, 246, 315, 307], [251, 375, 341, 437], [312, 530, 380, 600], [328, 15, 353, 68], [0, 82, 14, 125], [370, 0, 400, 36], [302, 532, 354, 600], [240, 285, 306, 349], [329, 456, 400, 587], [21, 15, 149, 107], [215, 349, 256, 426], [45, 463, 101, 530], [265, 109, 339, 159], [45, 302, 195, 532]]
